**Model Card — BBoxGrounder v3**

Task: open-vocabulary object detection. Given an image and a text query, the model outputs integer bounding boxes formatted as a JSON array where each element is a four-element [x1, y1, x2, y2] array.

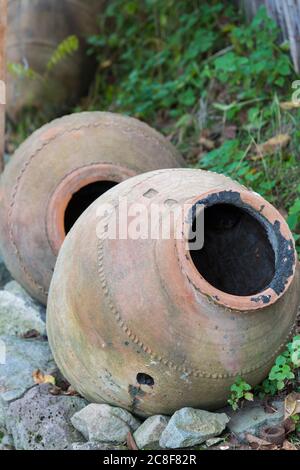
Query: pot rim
[[176, 188, 297, 311], [46, 162, 136, 255]]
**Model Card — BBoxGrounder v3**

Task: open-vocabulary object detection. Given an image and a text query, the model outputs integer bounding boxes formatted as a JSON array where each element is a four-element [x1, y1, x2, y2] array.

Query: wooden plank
[[0, 0, 7, 173]]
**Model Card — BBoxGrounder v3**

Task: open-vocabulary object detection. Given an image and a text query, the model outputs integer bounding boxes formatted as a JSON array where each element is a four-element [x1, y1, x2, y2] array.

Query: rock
[[0, 335, 55, 429], [0, 254, 11, 289], [6, 384, 87, 450], [205, 437, 223, 447], [4, 281, 45, 316], [133, 415, 170, 449], [70, 441, 127, 450], [71, 404, 141, 444], [159, 408, 229, 449], [223, 400, 284, 442], [0, 434, 14, 450], [0, 289, 46, 337], [4, 280, 46, 325]]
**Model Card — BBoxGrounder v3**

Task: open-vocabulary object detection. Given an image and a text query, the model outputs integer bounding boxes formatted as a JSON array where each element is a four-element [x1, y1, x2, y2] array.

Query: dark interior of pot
[[64, 181, 118, 233], [189, 203, 276, 296]]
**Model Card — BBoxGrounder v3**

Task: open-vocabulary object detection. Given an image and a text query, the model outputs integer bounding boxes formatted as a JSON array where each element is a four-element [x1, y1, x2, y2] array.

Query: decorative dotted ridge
[[7, 117, 176, 296], [96, 171, 298, 380]]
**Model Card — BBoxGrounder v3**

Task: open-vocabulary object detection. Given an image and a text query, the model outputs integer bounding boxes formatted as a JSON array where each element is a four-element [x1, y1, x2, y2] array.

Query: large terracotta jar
[[0, 112, 183, 304], [46, 168, 300, 417], [7, 0, 105, 118]]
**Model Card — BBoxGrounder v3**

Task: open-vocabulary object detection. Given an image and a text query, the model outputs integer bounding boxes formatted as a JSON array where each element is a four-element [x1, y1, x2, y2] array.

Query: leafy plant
[[229, 336, 300, 408], [7, 35, 80, 148], [228, 376, 254, 411], [291, 414, 300, 434], [46, 35, 79, 72], [85, 2, 299, 253], [262, 336, 300, 395], [8, 35, 79, 81]]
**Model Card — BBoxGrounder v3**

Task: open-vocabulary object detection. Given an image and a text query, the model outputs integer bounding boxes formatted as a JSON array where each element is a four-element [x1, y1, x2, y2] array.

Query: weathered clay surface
[[133, 415, 170, 449], [223, 399, 284, 442], [6, 384, 87, 450], [71, 404, 140, 444], [159, 408, 229, 448], [0, 112, 183, 304], [0, 335, 55, 429], [47, 168, 300, 416]]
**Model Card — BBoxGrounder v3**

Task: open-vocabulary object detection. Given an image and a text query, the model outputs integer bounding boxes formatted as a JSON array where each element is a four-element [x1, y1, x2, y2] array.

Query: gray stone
[[71, 404, 141, 444], [223, 400, 284, 442], [0, 433, 14, 450], [0, 289, 46, 337], [0, 254, 11, 289], [0, 335, 55, 429], [205, 437, 223, 447], [134, 415, 170, 449], [4, 281, 45, 315], [6, 384, 87, 450], [70, 441, 127, 450], [159, 408, 229, 449]]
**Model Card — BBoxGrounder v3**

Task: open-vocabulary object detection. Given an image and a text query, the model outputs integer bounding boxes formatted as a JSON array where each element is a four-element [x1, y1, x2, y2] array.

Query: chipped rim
[[176, 188, 297, 311], [46, 163, 136, 255]]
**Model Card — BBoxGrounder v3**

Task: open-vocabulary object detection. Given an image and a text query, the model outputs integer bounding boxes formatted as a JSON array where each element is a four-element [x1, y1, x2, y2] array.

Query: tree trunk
[[238, 0, 300, 72]]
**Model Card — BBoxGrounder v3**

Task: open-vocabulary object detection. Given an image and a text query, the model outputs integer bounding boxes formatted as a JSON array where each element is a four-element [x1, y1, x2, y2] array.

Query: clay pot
[[0, 112, 183, 304], [46, 168, 300, 417], [7, 0, 105, 118]]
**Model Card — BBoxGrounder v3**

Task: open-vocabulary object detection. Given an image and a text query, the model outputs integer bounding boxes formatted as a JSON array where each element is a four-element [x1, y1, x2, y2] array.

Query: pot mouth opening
[[189, 202, 275, 296], [47, 163, 136, 255], [179, 189, 296, 310], [64, 180, 118, 234]]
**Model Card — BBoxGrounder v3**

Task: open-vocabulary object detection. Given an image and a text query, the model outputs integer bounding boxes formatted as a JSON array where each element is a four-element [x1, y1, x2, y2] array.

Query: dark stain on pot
[[251, 294, 272, 304], [128, 384, 146, 411], [190, 191, 295, 299]]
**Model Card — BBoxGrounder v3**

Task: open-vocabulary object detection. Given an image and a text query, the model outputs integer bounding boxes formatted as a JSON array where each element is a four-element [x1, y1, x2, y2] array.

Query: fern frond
[[46, 35, 79, 72], [8, 63, 41, 80]]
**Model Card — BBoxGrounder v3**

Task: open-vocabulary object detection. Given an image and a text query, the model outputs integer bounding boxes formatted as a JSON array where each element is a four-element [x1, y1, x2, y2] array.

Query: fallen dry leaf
[[284, 417, 296, 435], [49, 385, 62, 396], [127, 432, 138, 451], [32, 369, 56, 386], [282, 440, 297, 450], [63, 386, 79, 396], [280, 101, 300, 110], [22, 329, 40, 339], [100, 59, 112, 69], [199, 136, 215, 150], [246, 433, 273, 446], [284, 392, 300, 420], [256, 134, 291, 156], [263, 400, 278, 414], [222, 125, 237, 140], [246, 433, 279, 450]]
